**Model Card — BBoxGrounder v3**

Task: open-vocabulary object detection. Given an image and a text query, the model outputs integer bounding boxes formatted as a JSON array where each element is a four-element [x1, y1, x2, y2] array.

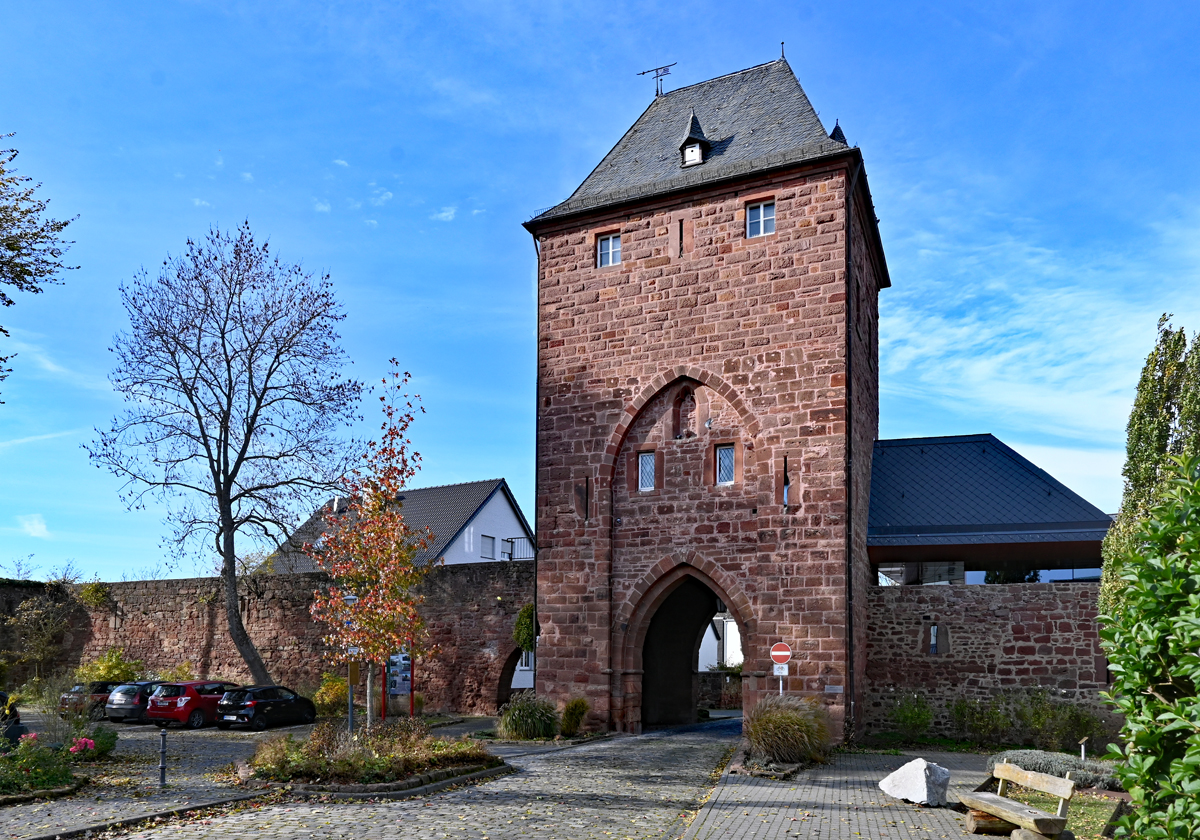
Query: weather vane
[[637, 62, 677, 97]]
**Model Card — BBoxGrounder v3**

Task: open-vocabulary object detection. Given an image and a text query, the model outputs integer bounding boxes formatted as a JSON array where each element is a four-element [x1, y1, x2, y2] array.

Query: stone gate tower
[[524, 59, 890, 735]]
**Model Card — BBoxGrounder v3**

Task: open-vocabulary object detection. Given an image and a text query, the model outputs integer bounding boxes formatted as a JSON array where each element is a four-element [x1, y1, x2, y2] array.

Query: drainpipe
[[532, 234, 541, 703], [844, 155, 864, 740]]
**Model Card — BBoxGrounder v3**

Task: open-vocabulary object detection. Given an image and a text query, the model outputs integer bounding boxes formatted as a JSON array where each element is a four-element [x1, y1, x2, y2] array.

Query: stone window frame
[[920, 622, 950, 656], [596, 231, 622, 268], [705, 440, 742, 487], [626, 449, 664, 495], [715, 444, 736, 485], [745, 200, 776, 239]]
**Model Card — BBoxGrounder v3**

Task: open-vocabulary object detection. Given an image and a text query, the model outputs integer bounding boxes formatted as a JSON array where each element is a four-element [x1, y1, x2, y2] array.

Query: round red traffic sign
[[770, 643, 792, 664]]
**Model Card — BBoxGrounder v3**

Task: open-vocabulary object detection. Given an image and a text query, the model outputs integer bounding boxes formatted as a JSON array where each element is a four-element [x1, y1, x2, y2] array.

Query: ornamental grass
[[496, 692, 558, 740], [250, 719, 496, 785], [745, 695, 832, 764]]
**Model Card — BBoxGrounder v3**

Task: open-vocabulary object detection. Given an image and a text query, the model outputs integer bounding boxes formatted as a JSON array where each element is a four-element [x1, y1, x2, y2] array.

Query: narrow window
[[638, 451, 656, 492], [716, 444, 735, 485], [598, 234, 621, 267], [678, 219, 684, 257], [747, 202, 776, 238], [929, 624, 938, 655], [782, 455, 790, 505], [519, 649, 534, 669], [481, 535, 495, 560]]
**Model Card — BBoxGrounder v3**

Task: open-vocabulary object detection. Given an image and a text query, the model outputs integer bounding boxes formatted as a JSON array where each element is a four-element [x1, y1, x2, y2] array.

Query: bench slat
[[994, 762, 1076, 800], [957, 791, 1067, 835]]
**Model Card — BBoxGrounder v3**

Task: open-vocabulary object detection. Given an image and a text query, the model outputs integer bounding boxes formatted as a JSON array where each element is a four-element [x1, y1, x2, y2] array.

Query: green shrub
[[497, 692, 557, 740], [513, 604, 535, 653], [560, 697, 590, 737], [74, 647, 143, 683], [313, 673, 348, 716], [155, 662, 196, 682], [78, 580, 110, 610], [951, 696, 1009, 745], [988, 749, 1121, 791], [744, 695, 832, 764], [1006, 689, 1108, 752], [1099, 455, 1200, 837], [0, 734, 74, 793], [889, 693, 933, 741]]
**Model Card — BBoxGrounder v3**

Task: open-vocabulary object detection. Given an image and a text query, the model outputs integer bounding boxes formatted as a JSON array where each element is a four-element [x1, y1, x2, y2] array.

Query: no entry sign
[[771, 642, 792, 664]]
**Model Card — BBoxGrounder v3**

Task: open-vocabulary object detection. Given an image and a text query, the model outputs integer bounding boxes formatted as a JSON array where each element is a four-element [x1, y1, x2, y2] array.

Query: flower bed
[[250, 719, 499, 785]]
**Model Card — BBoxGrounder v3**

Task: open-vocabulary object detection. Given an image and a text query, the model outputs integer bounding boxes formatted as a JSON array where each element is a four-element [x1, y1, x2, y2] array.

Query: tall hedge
[[1099, 455, 1200, 837]]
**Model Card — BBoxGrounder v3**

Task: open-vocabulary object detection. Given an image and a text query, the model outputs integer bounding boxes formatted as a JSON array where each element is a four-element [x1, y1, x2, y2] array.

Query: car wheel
[[186, 709, 205, 730], [302, 706, 316, 724], [250, 713, 268, 731], [138, 709, 150, 725], [216, 722, 231, 730], [88, 704, 106, 722]]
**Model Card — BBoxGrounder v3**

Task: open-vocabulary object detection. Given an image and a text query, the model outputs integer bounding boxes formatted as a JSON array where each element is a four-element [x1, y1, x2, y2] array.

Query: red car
[[146, 681, 241, 729]]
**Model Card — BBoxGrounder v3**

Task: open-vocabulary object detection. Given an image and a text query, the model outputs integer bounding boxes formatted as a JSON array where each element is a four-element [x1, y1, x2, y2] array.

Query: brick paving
[[113, 719, 742, 840], [682, 750, 990, 840]]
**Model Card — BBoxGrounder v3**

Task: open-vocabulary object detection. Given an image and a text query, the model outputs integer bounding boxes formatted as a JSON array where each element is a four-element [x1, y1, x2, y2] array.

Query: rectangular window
[[638, 451, 656, 492], [519, 650, 534, 670], [929, 624, 939, 655], [500, 539, 513, 561], [716, 444, 735, 485], [481, 535, 495, 560], [598, 234, 621, 267], [747, 202, 775, 238]]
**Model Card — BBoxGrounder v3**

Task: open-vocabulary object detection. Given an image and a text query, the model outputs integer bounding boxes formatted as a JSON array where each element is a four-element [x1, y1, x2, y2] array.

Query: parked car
[[146, 681, 242, 729], [0, 690, 23, 744], [59, 681, 123, 721], [105, 681, 167, 723], [215, 685, 316, 731]]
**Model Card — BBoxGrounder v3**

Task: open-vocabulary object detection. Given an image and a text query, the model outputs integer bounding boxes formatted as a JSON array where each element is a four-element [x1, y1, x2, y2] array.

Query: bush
[[513, 604, 535, 653], [1008, 689, 1108, 753], [951, 696, 1009, 745], [250, 719, 495, 784], [745, 695, 832, 764], [313, 673, 348, 716], [155, 662, 196, 682], [74, 647, 143, 683], [78, 580, 110, 610], [0, 733, 74, 793], [1099, 455, 1200, 837], [889, 693, 933, 741], [988, 749, 1121, 791], [560, 697, 590, 737], [497, 692, 557, 740]]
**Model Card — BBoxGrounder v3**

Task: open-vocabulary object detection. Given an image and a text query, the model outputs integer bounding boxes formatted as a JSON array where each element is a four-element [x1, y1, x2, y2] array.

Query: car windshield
[[68, 685, 86, 694], [113, 685, 139, 696], [223, 691, 253, 703], [89, 683, 112, 693], [152, 685, 185, 698]]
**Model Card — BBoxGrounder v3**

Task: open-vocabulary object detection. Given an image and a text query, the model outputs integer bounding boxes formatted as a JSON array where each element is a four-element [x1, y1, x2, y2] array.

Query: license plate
[[224, 715, 238, 720]]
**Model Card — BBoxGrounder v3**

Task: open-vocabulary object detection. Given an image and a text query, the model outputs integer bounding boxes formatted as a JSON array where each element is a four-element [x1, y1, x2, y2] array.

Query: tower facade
[[524, 60, 890, 734]]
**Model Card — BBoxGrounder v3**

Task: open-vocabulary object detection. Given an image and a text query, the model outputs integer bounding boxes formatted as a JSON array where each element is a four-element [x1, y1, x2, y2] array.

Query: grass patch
[[250, 719, 498, 785], [1004, 784, 1121, 840]]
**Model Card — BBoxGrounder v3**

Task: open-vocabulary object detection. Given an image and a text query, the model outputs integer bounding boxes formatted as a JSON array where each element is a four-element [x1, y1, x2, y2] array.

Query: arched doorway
[[641, 576, 721, 727], [495, 647, 522, 711]]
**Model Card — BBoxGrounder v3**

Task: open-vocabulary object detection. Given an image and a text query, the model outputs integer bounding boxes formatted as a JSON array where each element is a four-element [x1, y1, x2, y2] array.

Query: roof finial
[[637, 62, 677, 97], [781, 41, 785, 59]]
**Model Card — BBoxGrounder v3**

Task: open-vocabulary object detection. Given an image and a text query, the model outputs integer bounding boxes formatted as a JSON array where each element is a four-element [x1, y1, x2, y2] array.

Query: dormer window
[[678, 108, 710, 169], [683, 143, 703, 167]]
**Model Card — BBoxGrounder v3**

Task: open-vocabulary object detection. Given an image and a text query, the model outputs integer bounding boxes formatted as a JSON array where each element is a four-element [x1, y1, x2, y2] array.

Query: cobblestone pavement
[[1, 710, 314, 839], [682, 750, 990, 840], [115, 719, 743, 840]]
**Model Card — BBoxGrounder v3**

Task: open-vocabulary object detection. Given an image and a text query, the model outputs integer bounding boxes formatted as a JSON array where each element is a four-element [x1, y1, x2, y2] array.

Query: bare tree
[[88, 223, 362, 684]]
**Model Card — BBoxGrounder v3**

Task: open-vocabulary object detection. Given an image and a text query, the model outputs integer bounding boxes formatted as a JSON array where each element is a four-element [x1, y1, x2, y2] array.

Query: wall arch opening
[[496, 647, 523, 710], [641, 576, 721, 727]]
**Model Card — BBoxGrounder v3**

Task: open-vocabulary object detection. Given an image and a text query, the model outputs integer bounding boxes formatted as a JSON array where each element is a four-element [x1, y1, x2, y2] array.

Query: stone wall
[[24, 562, 533, 716], [863, 582, 1109, 735]]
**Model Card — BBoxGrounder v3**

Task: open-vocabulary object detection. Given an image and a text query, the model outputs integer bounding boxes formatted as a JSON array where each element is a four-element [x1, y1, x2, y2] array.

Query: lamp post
[[343, 593, 359, 734]]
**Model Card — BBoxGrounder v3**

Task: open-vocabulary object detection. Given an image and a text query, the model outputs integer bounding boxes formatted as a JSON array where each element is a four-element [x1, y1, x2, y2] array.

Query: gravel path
[[114, 719, 742, 840], [0, 710, 314, 839]]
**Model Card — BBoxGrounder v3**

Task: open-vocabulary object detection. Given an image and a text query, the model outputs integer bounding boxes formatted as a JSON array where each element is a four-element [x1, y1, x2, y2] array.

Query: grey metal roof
[[868, 435, 1113, 547], [272, 478, 533, 573], [526, 59, 849, 227]]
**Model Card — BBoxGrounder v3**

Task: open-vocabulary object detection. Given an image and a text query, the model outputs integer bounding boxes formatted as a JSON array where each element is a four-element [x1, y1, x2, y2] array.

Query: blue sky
[[2, 2, 1199, 580]]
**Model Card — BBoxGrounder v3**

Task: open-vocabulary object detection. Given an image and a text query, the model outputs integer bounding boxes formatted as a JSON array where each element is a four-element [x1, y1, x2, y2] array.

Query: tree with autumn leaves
[[308, 362, 436, 718]]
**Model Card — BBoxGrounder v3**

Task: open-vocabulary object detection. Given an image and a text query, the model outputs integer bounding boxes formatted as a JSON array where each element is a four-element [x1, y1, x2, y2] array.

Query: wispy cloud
[[365, 219, 378, 228], [346, 199, 362, 210], [333, 159, 349, 167], [3, 336, 111, 392], [192, 198, 210, 207], [313, 199, 331, 212], [430, 206, 456, 222], [16, 514, 49, 539], [369, 188, 393, 206], [472, 208, 486, 215], [0, 429, 84, 451], [241, 172, 253, 182], [214, 154, 224, 168]]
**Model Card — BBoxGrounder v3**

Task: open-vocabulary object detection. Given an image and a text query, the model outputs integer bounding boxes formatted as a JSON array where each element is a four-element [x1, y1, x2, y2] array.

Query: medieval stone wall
[[534, 156, 882, 731], [863, 582, 1110, 735], [15, 563, 533, 716]]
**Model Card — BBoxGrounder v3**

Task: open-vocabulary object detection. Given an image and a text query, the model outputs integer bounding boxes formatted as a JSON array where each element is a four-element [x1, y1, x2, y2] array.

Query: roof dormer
[[679, 109, 710, 167]]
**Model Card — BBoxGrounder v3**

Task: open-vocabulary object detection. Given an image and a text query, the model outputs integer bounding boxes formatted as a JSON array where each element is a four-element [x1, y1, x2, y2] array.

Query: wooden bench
[[959, 762, 1076, 840]]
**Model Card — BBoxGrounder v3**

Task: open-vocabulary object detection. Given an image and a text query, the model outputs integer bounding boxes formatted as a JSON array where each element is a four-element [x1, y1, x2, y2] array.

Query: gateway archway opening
[[641, 576, 722, 727]]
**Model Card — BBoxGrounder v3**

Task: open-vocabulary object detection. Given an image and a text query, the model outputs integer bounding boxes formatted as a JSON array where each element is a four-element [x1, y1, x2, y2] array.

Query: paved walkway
[[683, 749, 990, 840], [116, 719, 743, 840]]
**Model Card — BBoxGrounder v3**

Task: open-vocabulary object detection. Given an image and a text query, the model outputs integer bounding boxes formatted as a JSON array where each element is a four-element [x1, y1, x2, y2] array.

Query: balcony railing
[[501, 537, 536, 561]]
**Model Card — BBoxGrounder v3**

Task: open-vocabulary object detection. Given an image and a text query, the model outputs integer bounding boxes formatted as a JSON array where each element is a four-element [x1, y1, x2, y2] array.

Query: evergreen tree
[[1100, 315, 1200, 610]]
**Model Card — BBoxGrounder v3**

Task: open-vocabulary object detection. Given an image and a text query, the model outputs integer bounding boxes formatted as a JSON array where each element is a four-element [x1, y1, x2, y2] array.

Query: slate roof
[[525, 59, 850, 227], [272, 478, 533, 574], [868, 435, 1113, 547]]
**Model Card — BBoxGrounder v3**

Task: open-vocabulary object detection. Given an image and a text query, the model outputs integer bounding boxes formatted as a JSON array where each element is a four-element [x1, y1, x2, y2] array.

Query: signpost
[[770, 642, 792, 696]]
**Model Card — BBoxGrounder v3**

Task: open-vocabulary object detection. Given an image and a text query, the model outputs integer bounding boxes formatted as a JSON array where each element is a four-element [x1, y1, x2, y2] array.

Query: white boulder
[[878, 758, 951, 807]]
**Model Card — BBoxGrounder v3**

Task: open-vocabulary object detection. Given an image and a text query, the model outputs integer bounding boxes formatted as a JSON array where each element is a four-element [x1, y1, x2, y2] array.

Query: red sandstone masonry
[[863, 582, 1112, 736], [531, 157, 885, 733]]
